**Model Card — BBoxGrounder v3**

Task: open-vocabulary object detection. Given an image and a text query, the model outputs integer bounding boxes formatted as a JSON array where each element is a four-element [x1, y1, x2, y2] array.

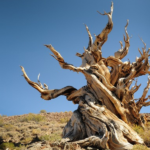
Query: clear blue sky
[[0, 0, 150, 116]]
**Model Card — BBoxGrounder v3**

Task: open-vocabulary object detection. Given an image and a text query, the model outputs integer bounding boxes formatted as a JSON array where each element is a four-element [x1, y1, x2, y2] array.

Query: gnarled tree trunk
[[21, 2, 150, 150]]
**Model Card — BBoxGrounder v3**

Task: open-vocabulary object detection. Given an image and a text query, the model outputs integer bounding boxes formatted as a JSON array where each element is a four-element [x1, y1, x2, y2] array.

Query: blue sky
[[0, 0, 150, 116]]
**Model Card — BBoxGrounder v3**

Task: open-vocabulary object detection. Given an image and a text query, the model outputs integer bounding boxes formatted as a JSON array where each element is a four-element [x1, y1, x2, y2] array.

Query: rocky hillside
[[0, 112, 150, 150], [0, 112, 73, 150]]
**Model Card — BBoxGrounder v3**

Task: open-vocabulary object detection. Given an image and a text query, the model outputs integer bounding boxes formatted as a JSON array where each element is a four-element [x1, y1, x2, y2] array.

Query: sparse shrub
[[4, 124, 15, 131], [39, 134, 61, 142], [39, 134, 51, 141], [132, 125, 144, 134], [32, 128, 41, 135], [21, 137, 33, 144], [146, 121, 150, 126], [0, 118, 4, 127], [20, 113, 46, 122], [7, 131, 19, 137], [41, 125, 49, 130], [0, 142, 15, 150], [40, 110, 47, 113], [14, 144, 26, 150], [132, 144, 149, 150], [49, 134, 61, 142], [140, 129, 150, 146], [59, 117, 70, 123], [50, 121, 58, 125], [0, 133, 10, 140], [0, 141, 26, 150], [132, 123, 150, 147], [64, 143, 82, 150]]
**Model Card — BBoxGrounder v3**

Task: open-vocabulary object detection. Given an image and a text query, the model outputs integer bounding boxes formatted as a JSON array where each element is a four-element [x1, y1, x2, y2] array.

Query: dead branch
[[84, 24, 93, 51], [20, 66, 77, 101], [114, 20, 130, 59], [92, 2, 113, 53]]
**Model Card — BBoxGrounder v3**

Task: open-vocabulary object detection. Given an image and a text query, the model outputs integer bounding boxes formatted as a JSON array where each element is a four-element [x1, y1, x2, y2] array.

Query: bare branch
[[126, 79, 133, 89], [45, 44, 84, 73], [124, 20, 130, 43], [76, 52, 83, 58], [92, 2, 113, 52], [119, 41, 123, 49], [135, 39, 149, 64], [130, 80, 141, 94], [20, 66, 77, 101], [84, 24, 93, 50], [139, 36, 146, 50], [143, 101, 150, 107], [122, 47, 150, 83], [136, 76, 150, 111], [114, 20, 130, 59], [20, 66, 44, 93], [141, 75, 150, 100], [138, 48, 142, 56], [43, 83, 48, 90], [37, 73, 43, 89]]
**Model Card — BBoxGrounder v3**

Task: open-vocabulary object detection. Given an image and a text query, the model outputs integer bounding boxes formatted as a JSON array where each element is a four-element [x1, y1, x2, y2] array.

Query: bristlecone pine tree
[[21, 2, 150, 150]]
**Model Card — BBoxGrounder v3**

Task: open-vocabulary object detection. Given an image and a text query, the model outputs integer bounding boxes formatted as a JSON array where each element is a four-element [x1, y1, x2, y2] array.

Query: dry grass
[[0, 117, 4, 127], [0, 142, 15, 150], [59, 117, 70, 124], [132, 144, 149, 150], [19, 113, 46, 122], [132, 125, 144, 134], [39, 134, 61, 142], [3, 124, 16, 131], [40, 110, 47, 114], [0, 133, 10, 141], [0, 112, 74, 150], [21, 137, 33, 144], [32, 128, 41, 135], [0, 142, 26, 150], [132, 123, 150, 147]]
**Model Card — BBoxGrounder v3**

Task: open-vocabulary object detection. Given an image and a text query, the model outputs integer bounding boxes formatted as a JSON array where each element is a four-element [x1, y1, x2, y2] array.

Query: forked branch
[[20, 66, 77, 102], [45, 44, 84, 73], [92, 2, 113, 52], [130, 79, 141, 94], [136, 76, 150, 111], [123, 46, 150, 83], [84, 24, 93, 51], [114, 20, 130, 59]]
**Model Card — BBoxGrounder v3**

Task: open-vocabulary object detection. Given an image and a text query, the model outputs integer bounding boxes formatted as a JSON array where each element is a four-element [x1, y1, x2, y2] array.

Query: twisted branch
[[20, 66, 77, 102]]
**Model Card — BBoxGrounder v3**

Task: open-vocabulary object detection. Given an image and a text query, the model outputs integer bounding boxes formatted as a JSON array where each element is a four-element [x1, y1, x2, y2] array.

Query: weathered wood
[[114, 20, 130, 60], [21, 2, 150, 149]]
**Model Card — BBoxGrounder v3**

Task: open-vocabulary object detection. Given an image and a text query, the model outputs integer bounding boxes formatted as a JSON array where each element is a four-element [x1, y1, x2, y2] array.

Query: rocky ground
[[0, 112, 72, 150], [0, 112, 150, 150]]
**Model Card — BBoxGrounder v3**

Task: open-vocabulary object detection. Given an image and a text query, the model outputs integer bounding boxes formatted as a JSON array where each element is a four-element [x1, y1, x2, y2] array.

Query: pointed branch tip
[[44, 44, 52, 49], [37, 73, 40, 81], [50, 54, 58, 61], [138, 36, 146, 50]]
